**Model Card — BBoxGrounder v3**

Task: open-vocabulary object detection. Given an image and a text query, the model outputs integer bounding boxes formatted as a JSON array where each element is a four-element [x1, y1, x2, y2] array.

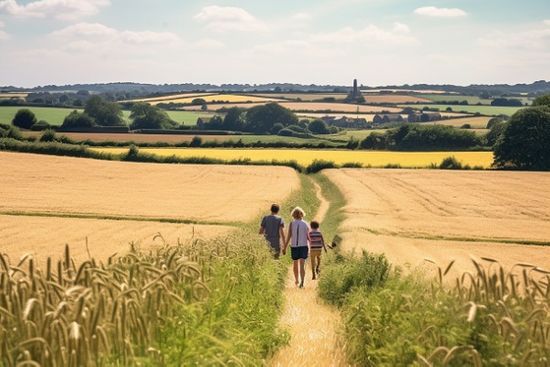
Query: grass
[[95, 147, 495, 168], [400, 104, 526, 116], [0, 106, 216, 126], [419, 94, 533, 106]]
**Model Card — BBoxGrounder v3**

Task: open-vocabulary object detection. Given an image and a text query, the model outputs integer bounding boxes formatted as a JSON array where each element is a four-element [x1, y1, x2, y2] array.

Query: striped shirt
[[309, 230, 325, 249]]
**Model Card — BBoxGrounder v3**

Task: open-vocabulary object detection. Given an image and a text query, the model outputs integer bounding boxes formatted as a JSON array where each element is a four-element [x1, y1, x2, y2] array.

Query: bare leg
[[293, 260, 299, 286], [311, 255, 317, 279], [299, 259, 306, 287]]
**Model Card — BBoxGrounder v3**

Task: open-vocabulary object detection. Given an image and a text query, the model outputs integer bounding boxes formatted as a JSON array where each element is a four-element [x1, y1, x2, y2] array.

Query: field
[[0, 92, 27, 99], [401, 103, 526, 116], [129, 92, 214, 104], [252, 93, 431, 104], [0, 106, 216, 126], [0, 214, 232, 264], [0, 152, 299, 261], [419, 93, 533, 105], [184, 101, 404, 113], [151, 93, 281, 104], [324, 169, 550, 274], [95, 147, 494, 168], [422, 115, 492, 129]]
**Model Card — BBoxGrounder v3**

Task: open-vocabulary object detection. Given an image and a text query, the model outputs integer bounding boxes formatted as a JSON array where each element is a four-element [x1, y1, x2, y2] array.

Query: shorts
[[266, 239, 280, 259], [310, 249, 322, 257], [291, 246, 309, 260]]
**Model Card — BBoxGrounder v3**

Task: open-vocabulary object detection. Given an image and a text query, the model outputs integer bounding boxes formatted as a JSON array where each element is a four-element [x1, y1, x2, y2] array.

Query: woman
[[283, 207, 310, 288]]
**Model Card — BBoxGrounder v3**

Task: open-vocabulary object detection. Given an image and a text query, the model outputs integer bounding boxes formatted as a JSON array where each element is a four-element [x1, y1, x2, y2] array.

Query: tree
[[308, 119, 330, 134], [533, 94, 550, 107], [246, 103, 298, 134], [192, 98, 207, 105], [84, 95, 124, 126], [129, 103, 177, 130], [494, 107, 550, 170], [12, 109, 37, 129], [491, 98, 524, 107], [222, 108, 246, 131], [486, 120, 507, 147], [61, 111, 96, 129]]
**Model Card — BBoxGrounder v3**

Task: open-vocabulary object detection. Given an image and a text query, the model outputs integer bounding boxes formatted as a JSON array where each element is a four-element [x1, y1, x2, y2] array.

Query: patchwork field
[[0, 106, 216, 126], [419, 94, 532, 105], [252, 93, 431, 104], [423, 116, 492, 129], [0, 93, 27, 100], [154, 93, 281, 104], [0, 152, 299, 261], [96, 147, 494, 168], [401, 104, 526, 116], [184, 102, 403, 113], [325, 169, 550, 273], [130, 92, 214, 104]]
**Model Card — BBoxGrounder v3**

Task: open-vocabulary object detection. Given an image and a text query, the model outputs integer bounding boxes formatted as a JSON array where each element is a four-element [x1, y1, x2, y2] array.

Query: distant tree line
[[197, 103, 338, 135]]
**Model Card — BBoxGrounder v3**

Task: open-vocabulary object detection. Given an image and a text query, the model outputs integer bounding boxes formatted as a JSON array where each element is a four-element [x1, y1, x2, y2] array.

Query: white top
[[290, 219, 309, 247]]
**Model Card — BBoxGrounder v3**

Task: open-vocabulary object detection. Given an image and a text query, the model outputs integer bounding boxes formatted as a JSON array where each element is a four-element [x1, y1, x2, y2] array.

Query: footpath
[[271, 182, 347, 367]]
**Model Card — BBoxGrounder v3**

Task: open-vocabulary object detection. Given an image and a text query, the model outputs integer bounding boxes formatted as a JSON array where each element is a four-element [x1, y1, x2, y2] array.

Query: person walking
[[283, 207, 309, 288], [259, 204, 286, 259]]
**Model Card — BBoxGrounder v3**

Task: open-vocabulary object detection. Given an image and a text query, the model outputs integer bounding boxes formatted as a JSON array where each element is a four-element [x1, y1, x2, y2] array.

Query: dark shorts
[[291, 246, 309, 260]]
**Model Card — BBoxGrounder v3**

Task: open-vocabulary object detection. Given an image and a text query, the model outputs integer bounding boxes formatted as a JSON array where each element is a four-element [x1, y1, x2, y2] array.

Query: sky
[[0, 0, 549, 87]]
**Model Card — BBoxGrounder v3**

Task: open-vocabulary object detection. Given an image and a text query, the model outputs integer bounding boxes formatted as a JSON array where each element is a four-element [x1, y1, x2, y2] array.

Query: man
[[259, 204, 286, 259]]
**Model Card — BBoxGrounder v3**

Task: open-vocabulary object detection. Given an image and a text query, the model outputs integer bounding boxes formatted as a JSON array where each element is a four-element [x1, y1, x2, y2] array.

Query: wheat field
[[0, 152, 299, 223], [324, 169, 550, 274]]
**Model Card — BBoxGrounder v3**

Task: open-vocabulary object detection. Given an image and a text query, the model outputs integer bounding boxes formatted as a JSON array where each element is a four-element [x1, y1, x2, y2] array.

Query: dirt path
[[271, 182, 346, 367]]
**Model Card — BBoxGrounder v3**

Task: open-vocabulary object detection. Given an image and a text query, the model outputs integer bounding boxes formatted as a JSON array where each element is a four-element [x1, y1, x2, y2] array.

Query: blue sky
[[0, 0, 549, 87]]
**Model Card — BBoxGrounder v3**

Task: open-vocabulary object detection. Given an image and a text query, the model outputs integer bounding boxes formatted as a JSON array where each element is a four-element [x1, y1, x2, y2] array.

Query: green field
[[400, 104, 525, 116], [0, 106, 217, 126], [419, 94, 533, 106]]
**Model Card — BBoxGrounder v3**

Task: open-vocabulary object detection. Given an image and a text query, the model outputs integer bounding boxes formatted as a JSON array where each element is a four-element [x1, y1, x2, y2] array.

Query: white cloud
[[312, 23, 417, 45], [544, 20, 550, 27], [192, 38, 225, 50], [290, 12, 312, 22], [0, 0, 110, 20], [194, 5, 266, 32], [51, 23, 179, 45], [414, 6, 467, 18]]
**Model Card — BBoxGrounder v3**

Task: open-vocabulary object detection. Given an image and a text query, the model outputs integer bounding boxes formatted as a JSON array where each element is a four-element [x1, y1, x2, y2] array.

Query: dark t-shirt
[[261, 215, 284, 248]]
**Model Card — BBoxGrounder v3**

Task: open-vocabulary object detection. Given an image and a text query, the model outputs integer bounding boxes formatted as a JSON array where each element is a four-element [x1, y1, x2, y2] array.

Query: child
[[283, 207, 309, 288], [308, 221, 327, 280]]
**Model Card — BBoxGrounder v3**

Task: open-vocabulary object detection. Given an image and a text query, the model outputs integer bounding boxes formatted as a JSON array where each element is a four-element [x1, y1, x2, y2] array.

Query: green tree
[[222, 108, 246, 131], [84, 95, 124, 126], [486, 121, 508, 147], [129, 103, 177, 130], [308, 119, 330, 134], [494, 107, 550, 170], [12, 109, 37, 129], [533, 94, 550, 107], [246, 103, 298, 134], [192, 98, 207, 105], [61, 111, 96, 129]]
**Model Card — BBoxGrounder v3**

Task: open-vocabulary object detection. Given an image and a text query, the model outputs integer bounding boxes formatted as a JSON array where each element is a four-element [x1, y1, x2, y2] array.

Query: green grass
[[400, 104, 526, 116], [419, 94, 533, 106], [0, 106, 216, 126]]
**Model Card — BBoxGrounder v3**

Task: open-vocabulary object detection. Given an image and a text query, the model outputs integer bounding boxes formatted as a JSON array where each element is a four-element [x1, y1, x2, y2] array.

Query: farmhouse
[[373, 114, 404, 124], [408, 112, 442, 122]]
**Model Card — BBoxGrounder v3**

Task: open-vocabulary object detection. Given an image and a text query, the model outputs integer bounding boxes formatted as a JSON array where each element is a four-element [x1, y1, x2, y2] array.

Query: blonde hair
[[291, 206, 305, 219]]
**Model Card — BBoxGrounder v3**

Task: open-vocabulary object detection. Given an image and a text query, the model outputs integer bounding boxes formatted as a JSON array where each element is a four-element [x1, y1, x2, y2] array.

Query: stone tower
[[352, 79, 359, 99]]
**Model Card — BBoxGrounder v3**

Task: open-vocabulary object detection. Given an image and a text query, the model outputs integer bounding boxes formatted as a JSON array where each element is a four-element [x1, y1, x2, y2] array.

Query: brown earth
[[324, 169, 550, 274]]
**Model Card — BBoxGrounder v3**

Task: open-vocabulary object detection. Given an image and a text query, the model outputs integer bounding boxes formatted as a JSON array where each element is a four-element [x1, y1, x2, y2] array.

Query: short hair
[[291, 206, 305, 219], [271, 204, 280, 213], [310, 221, 319, 229]]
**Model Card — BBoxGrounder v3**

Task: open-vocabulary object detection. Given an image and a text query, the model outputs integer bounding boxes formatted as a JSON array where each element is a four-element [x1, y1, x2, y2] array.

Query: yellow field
[[183, 101, 403, 113], [0, 151, 299, 261], [0, 215, 233, 264], [130, 93, 213, 104], [325, 169, 550, 274], [426, 116, 492, 129], [0, 93, 27, 99], [152, 93, 281, 105], [95, 147, 494, 168]]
